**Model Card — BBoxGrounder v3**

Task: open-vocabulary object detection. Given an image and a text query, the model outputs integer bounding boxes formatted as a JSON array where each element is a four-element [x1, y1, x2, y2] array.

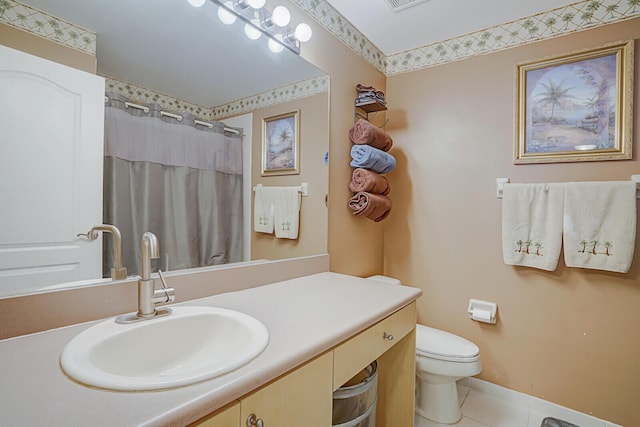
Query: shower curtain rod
[[107, 97, 242, 136], [194, 119, 241, 135]]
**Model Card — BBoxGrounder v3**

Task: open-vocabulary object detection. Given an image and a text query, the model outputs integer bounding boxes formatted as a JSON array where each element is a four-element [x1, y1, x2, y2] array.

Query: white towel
[[502, 183, 564, 271], [563, 181, 636, 273], [273, 187, 301, 239], [253, 186, 275, 234]]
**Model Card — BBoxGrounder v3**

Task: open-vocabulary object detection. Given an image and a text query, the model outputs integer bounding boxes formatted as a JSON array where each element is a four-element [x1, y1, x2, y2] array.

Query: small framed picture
[[514, 40, 633, 164], [262, 110, 300, 176]]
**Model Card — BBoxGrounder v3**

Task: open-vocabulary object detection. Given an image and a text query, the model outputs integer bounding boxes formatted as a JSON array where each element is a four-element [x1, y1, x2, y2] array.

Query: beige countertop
[[0, 272, 421, 426]]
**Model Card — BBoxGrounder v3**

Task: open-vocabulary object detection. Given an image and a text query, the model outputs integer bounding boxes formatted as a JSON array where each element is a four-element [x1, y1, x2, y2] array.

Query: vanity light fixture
[[217, 1, 238, 24], [293, 23, 312, 43], [244, 0, 266, 8], [267, 5, 291, 27], [207, 0, 312, 55], [244, 19, 263, 40], [187, 0, 207, 7], [267, 35, 285, 53]]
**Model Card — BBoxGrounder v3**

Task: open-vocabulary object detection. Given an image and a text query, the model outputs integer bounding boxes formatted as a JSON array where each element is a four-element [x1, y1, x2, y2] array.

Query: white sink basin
[[60, 306, 269, 391]]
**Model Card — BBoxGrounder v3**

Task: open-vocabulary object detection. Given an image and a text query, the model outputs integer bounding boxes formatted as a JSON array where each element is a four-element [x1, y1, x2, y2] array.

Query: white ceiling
[[325, 0, 578, 55]]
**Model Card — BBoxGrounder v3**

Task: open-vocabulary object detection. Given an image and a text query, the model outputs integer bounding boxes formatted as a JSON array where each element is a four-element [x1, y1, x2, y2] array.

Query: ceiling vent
[[383, 0, 431, 13]]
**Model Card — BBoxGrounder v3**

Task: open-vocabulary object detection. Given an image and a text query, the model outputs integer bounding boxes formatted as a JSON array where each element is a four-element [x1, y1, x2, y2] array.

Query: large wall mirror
[[0, 0, 329, 297]]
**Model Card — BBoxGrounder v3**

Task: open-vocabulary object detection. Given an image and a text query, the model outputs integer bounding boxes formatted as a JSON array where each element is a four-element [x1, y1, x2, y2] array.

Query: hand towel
[[349, 119, 393, 152], [502, 183, 564, 271], [350, 145, 396, 174], [348, 191, 392, 222], [253, 186, 275, 234], [349, 168, 390, 195], [563, 181, 636, 273], [273, 187, 301, 239]]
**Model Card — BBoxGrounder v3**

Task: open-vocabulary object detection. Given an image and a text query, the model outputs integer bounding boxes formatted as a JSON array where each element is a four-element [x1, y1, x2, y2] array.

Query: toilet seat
[[416, 324, 480, 363]]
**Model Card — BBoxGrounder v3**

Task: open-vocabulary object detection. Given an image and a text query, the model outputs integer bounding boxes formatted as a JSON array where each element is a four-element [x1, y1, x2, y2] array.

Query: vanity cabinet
[[193, 302, 416, 427], [194, 401, 240, 427], [193, 352, 333, 427]]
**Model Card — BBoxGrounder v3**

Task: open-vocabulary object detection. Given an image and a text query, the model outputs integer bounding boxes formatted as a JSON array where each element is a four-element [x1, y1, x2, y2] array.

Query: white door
[[0, 45, 105, 295]]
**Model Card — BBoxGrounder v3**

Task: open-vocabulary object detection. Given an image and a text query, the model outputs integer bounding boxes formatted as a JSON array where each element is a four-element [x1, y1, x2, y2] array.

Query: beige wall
[[0, 23, 96, 73], [290, 1, 387, 276], [384, 19, 640, 426], [251, 92, 329, 260]]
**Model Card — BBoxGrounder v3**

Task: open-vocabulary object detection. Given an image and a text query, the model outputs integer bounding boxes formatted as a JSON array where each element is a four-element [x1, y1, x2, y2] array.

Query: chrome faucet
[[78, 224, 127, 280], [116, 232, 175, 324]]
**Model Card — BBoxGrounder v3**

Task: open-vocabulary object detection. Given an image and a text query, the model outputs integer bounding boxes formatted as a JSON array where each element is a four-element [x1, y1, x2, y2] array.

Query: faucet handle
[[152, 269, 175, 304]]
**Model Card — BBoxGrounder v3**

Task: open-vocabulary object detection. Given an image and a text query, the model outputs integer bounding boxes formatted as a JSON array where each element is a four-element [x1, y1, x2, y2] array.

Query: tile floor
[[414, 378, 620, 427]]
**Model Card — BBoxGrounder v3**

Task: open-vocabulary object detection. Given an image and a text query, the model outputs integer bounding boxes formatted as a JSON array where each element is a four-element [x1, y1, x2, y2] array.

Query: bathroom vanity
[[0, 272, 421, 426]]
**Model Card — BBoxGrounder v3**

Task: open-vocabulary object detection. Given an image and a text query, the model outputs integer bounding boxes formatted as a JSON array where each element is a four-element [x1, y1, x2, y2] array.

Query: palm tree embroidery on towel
[[515, 239, 543, 256], [578, 239, 613, 256]]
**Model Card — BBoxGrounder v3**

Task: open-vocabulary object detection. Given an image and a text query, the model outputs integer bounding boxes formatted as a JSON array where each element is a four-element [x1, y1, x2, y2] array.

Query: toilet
[[366, 276, 482, 425], [415, 324, 481, 424]]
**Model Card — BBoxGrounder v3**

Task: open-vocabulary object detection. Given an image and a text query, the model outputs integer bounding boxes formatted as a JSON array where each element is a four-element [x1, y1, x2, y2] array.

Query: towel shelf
[[497, 175, 640, 199], [354, 98, 388, 127], [253, 183, 308, 197]]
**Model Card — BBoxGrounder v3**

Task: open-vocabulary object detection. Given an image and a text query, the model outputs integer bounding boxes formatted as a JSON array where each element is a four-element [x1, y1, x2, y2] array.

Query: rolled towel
[[349, 168, 390, 195], [356, 83, 385, 98], [349, 119, 393, 152], [348, 192, 392, 222], [350, 145, 396, 174]]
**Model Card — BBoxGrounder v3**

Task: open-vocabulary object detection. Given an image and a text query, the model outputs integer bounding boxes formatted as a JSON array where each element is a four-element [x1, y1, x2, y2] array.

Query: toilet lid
[[416, 324, 480, 362]]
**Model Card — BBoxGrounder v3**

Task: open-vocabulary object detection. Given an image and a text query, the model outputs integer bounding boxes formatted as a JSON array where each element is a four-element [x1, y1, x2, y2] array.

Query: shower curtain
[[103, 92, 243, 276]]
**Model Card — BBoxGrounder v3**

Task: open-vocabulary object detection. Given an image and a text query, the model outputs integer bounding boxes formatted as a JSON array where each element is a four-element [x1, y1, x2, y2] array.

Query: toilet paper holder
[[467, 299, 497, 324]]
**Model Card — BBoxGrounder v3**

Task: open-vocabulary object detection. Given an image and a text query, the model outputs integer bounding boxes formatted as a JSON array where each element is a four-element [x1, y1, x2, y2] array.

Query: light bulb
[[271, 6, 291, 27], [246, 0, 266, 8], [294, 23, 312, 42], [268, 36, 285, 53], [244, 21, 262, 40], [187, 0, 206, 6], [217, 2, 237, 24]]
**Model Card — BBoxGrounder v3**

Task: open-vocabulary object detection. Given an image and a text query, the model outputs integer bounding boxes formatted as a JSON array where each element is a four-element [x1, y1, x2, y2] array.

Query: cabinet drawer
[[333, 302, 416, 390]]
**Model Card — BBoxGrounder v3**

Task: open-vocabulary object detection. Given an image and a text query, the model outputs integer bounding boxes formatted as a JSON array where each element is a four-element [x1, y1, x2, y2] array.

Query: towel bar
[[497, 175, 640, 199], [253, 182, 308, 196]]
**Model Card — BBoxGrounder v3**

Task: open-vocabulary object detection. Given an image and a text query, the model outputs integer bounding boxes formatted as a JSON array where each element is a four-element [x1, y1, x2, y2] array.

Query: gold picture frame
[[262, 110, 300, 176], [514, 40, 633, 164]]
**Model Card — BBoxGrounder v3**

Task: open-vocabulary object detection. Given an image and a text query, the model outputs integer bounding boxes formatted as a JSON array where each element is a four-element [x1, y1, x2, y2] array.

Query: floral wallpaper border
[[5, 0, 638, 78], [290, 0, 386, 73], [104, 76, 212, 119], [291, 0, 640, 76], [211, 74, 329, 120], [105, 74, 330, 121], [384, 0, 640, 75], [0, 0, 96, 55]]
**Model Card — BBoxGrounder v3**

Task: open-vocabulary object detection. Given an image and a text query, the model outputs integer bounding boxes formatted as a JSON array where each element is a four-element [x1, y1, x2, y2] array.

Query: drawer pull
[[247, 414, 264, 427], [383, 332, 394, 341]]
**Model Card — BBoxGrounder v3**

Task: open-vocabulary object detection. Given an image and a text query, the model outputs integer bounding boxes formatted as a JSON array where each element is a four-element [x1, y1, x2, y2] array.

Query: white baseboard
[[458, 377, 622, 427]]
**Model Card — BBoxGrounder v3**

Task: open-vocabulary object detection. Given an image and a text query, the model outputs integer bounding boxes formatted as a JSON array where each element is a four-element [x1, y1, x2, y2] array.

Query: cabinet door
[[191, 401, 240, 427], [240, 351, 333, 427]]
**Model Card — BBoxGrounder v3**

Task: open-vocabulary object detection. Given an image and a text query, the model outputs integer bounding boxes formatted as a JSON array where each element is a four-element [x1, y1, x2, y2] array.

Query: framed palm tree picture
[[514, 40, 633, 164], [261, 110, 300, 176]]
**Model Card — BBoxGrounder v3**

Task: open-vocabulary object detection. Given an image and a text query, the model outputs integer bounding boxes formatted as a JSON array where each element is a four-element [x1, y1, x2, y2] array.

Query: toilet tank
[[366, 275, 402, 286]]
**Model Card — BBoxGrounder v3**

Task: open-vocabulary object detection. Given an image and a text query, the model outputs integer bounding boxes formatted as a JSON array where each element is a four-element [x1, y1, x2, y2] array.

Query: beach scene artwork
[[262, 111, 299, 175], [524, 53, 617, 154]]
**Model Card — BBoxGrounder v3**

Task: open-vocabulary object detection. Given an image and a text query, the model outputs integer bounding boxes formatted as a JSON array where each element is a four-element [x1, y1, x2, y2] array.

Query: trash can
[[332, 361, 378, 427]]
